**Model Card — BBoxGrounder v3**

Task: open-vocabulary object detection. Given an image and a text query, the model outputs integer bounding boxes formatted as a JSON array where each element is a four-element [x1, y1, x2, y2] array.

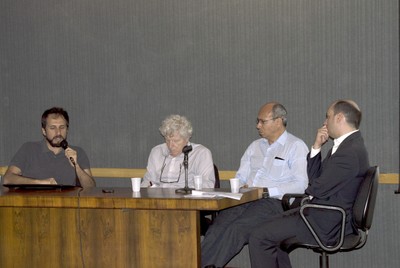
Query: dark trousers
[[201, 198, 284, 267], [248, 209, 314, 268]]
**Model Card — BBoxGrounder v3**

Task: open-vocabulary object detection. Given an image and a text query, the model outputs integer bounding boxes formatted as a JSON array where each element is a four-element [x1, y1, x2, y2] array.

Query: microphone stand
[[395, 173, 400, 194], [176, 145, 193, 194]]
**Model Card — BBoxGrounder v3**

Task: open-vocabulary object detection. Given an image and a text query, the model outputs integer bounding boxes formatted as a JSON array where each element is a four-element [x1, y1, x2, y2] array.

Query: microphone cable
[[76, 186, 86, 268], [62, 139, 86, 267], [73, 159, 85, 268]]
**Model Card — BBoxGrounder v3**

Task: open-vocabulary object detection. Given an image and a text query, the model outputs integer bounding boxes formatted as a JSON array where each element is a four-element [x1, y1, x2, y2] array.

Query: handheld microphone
[[182, 145, 193, 154], [60, 140, 76, 166]]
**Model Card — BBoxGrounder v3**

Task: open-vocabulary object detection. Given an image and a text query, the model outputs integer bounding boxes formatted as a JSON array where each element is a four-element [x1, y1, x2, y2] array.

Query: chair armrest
[[299, 203, 346, 252], [281, 193, 309, 211]]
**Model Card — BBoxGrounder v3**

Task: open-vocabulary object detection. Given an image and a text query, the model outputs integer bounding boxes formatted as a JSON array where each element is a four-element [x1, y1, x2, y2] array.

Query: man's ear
[[41, 128, 46, 136], [336, 112, 345, 123]]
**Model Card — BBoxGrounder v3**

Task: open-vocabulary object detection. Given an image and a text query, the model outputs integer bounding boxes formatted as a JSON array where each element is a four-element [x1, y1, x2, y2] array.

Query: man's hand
[[313, 125, 329, 149], [64, 147, 77, 167]]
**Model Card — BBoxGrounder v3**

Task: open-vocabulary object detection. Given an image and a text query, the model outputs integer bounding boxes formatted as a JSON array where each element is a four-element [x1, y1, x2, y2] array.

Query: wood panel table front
[[0, 187, 261, 268]]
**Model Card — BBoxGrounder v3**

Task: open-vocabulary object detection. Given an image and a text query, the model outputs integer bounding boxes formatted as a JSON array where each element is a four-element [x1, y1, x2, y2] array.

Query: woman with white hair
[[142, 114, 215, 189]]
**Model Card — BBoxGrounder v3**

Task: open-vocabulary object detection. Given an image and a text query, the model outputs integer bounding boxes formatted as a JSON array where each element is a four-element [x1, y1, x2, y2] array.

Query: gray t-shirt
[[9, 140, 91, 185]]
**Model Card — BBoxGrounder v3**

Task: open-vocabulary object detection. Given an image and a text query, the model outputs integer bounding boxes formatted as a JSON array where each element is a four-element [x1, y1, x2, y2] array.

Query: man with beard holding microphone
[[3, 107, 95, 188]]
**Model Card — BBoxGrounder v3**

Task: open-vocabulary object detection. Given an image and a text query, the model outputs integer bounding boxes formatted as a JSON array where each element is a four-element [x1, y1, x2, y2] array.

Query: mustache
[[52, 136, 64, 141]]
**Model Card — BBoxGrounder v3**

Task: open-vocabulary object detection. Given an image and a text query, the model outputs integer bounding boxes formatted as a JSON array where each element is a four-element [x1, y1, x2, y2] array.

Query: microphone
[[60, 140, 76, 166], [182, 145, 193, 154], [176, 145, 193, 194], [61, 140, 81, 187]]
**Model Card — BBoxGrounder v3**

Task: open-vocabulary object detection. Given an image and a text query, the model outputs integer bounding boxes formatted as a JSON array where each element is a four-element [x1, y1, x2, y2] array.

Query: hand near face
[[313, 125, 329, 149]]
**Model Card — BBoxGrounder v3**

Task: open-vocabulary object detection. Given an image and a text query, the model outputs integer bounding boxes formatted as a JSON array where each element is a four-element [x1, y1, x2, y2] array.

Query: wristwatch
[[262, 187, 269, 198]]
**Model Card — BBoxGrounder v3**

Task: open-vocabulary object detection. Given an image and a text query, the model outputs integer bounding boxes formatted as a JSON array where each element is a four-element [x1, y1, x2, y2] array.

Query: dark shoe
[[204, 265, 216, 268]]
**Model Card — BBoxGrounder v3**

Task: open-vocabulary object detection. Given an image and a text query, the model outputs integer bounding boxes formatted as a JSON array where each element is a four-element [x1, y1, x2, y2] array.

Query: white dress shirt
[[142, 142, 215, 189]]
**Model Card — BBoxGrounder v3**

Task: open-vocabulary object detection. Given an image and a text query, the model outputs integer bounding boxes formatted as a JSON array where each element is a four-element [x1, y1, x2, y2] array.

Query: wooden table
[[0, 186, 261, 268]]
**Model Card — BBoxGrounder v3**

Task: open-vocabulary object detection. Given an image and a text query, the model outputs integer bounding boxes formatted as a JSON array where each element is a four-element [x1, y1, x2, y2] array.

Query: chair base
[[319, 252, 329, 268]]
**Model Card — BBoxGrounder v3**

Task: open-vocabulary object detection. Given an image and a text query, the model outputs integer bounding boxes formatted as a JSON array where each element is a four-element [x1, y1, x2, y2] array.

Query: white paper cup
[[194, 175, 203, 190], [131, 177, 141, 192], [230, 178, 240, 193]]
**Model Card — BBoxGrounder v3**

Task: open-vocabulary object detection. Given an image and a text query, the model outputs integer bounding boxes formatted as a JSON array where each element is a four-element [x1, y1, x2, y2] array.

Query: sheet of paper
[[184, 191, 217, 199], [188, 190, 243, 200]]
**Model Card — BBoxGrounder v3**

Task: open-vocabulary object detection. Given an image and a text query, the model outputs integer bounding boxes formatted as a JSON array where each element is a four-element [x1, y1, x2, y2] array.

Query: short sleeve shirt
[[9, 140, 91, 185]]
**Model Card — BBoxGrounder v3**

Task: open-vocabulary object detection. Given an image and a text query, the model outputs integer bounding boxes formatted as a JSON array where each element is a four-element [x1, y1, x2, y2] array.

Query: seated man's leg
[[201, 202, 251, 267], [248, 211, 309, 268], [202, 198, 283, 267]]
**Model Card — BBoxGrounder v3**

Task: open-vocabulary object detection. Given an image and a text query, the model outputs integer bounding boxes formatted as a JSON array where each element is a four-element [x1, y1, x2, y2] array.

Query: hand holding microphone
[[60, 140, 77, 167]]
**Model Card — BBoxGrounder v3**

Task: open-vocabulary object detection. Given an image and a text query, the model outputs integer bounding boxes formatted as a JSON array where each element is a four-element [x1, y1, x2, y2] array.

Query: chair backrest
[[352, 166, 379, 231], [0, 166, 8, 184], [213, 164, 220, 188]]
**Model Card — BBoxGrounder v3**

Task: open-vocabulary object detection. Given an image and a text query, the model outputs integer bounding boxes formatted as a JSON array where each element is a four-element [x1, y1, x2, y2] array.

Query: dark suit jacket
[[304, 131, 370, 245]]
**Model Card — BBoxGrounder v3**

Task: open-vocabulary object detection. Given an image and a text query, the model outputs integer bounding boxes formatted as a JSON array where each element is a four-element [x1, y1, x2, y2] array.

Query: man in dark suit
[[248, 99, 370, 268]]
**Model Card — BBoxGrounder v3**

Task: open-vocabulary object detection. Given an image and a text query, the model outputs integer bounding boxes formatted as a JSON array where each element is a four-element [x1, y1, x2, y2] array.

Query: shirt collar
[[333, 129, 359, 148], [40, 139, 50, 153], [262, 130, 287, 147], [41, 139, 63, 155], [276, 130, 288, 146]]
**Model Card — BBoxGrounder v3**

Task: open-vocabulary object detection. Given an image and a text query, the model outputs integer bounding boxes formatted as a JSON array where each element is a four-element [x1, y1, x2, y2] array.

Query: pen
[[274, 156, 284, 160]]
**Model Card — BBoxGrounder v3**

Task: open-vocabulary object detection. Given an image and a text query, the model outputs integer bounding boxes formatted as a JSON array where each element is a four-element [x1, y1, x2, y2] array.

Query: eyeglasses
[[256, 117, 279, 125], [159, 156, 183, 183]]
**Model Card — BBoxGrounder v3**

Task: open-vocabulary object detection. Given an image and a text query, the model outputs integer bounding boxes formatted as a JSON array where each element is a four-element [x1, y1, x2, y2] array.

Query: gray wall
[[0, 1, 399, 268], [0, 1, 398, 174]]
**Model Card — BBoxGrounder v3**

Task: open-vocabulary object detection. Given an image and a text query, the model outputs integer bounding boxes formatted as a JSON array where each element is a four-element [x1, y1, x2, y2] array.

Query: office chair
[[280, 166, 379, 268], [213, 164, 220, 189], [200, 164, 220, 236], [0, 166, 7, 183]]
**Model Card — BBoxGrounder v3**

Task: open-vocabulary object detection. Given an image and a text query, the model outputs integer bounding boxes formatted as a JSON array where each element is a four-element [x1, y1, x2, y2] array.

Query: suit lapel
[[334, 131, 361, 154]]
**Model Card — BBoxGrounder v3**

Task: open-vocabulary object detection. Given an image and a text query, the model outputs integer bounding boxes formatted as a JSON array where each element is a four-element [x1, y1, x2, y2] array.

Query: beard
[[46, 135, 64, 148]]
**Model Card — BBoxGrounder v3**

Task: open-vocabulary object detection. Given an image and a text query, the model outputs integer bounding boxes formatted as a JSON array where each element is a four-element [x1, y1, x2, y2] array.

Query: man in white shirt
[[201, 102, 309, 268]]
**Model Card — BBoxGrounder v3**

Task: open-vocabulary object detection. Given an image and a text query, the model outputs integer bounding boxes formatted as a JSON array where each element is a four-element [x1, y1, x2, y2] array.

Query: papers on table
[[186, 190, 243, 200]]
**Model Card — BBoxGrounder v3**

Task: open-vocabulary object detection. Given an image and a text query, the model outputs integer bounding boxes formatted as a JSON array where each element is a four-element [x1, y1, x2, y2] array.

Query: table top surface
[[0, 186, 262, 210]]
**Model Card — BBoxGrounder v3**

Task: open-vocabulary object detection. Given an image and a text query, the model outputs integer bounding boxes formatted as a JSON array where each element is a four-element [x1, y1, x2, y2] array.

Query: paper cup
[[194, 175, 203, 190], [132, 191, 141, 198], [131, 177, 141, 192], [230, 178, 240, 193]]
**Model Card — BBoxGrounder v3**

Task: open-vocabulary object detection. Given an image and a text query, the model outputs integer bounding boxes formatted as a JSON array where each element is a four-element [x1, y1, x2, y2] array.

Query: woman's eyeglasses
[[159, 156, 183, 183]]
